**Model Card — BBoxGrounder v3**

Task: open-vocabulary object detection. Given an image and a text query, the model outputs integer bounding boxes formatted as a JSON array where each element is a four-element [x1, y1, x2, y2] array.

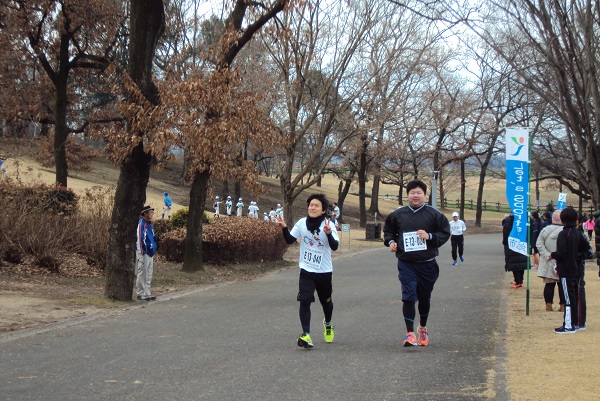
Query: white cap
[[452, 212, 459, 217], [227, 195, 231, 199], [239, 198, 242, 201], [277, 203, 281, 207], [215, 196, 220, 199]]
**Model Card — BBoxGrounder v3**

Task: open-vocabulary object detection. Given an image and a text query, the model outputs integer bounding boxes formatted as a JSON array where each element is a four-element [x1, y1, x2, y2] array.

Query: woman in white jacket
[[536, 210, 566, 311]]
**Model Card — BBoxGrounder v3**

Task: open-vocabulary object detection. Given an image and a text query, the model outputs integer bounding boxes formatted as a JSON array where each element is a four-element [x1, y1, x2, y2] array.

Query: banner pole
[[526, 131, 532, 316]]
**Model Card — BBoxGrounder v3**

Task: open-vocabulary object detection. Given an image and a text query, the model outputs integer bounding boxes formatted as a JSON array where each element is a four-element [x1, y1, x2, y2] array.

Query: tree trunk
[[459, 159, 466, 218], [54, 32, 70, 187], [438, 169, 444, 210], [336, 174, 354, 224], [105, 143, 152, 299], [104, 0, 164, 300], [182, 169, 211, 272], [368, 173, 380, 216], [358, 136, 368, 228]]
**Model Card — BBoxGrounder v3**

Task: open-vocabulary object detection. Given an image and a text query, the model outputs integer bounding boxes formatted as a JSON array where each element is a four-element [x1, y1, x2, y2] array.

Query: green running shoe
[[297, 333, 313, 348], [323, 319, 335, 343]]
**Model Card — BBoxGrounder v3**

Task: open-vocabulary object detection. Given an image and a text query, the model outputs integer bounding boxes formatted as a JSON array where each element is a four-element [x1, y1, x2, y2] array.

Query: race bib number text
[[403, 231, 427, 252]]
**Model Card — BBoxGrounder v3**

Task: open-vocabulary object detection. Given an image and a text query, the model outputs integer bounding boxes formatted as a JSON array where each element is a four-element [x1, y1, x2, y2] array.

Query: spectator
[[502, 213, 528, 288], [530, 211, 542, 269], [236, 198, 244, 217], [225, 196, 233, 216], [161, 192, 172, 220], [536, 210, 565, 311], [136, 206, 157, 301], [213, 196, 221, 218], [333, 202, 341, 220], [586, 217, 595, 241], [594, 210, 600, 280], [550, 207, 592, 334]]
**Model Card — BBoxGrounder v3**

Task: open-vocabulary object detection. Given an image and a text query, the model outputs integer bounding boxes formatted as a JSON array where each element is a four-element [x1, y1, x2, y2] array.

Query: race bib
[[302, 248, 324, 270], [403, 231, 427, 252]]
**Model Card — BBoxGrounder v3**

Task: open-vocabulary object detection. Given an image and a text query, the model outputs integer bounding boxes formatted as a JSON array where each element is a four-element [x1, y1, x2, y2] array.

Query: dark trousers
[[297, 269, 333, 334], [560, 277, 578, 329], [543, 281, 565, 305], [451, 235, 464, 261], [577, 272, 586, 327], [512, 270, 524, 285]]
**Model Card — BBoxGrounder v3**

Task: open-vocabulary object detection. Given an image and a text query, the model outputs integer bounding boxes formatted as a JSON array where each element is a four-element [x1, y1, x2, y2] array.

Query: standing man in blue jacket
[[383, 180, 450, 347], [162, 192, 172, 220], [136, 205, 157, 301]]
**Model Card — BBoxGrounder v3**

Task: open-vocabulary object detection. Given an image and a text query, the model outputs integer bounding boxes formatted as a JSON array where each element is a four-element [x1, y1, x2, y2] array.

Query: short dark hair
[[560, 207, 578, 227], [307, 193, 329, 212], [406, 180, 427, 195]]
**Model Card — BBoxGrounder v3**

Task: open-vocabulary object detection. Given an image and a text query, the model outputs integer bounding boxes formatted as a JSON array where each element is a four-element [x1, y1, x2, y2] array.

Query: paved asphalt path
[[0, 233, 511, 401]]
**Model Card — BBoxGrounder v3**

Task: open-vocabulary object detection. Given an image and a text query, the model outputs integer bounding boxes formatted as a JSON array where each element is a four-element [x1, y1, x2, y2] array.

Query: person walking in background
[[586, 217, 595, 240], [449, 211, 467, 265], [161, 192, 172, 220], [225, 196, 233, 216], [136, 206, 157, 301], [502, 213, 528, 288], [269, 207, 277, 222], [248, 201, 259, 218], [383, 180, 450, 347], [333, 202, 341, 221], [575, 212, 593, 330], [275, 203, 284, 221], [530, 211, 542, 269], [276, 193, 339, 349], [213, 196, 221, 218], [541, 211, 552, 229], [550, 207, 592, 334], [594, 211, 600, 280], [536, 210, 565, 311], [263, 212, 269, 221], [236, 198, 244, 217]]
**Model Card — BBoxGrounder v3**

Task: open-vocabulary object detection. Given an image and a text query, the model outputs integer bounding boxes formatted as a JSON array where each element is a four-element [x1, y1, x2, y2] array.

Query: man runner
[[383, 180, 450, 347]]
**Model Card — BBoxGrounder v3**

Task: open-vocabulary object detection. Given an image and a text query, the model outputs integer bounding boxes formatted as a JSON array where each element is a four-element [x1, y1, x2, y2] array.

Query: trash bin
[[365, 223, 381, 239]]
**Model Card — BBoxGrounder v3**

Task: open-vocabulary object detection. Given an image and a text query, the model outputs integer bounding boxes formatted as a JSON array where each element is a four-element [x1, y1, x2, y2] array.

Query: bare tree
[[104, 0, 165, 300], [471, 0, 600, 208], [263, 0, 377, 223], [0, 1, 126, 186]]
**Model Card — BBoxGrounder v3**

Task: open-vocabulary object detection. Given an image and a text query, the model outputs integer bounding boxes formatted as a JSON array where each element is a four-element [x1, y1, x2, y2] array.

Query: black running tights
[[402, 300, 430, 332], [299, 298, 333, 334]]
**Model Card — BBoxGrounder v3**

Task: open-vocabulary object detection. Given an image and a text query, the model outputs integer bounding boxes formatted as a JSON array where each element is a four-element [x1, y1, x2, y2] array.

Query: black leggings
[[297, 270, 333, 334], [543, 281, 565, 305], [402, 299, 431, 333], [299, 297, 333, 334]]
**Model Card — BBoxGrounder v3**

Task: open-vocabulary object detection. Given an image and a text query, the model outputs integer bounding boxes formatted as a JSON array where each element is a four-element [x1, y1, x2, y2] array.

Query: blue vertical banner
[[557, 193, 567, 210], [505, 128, 530, 256]]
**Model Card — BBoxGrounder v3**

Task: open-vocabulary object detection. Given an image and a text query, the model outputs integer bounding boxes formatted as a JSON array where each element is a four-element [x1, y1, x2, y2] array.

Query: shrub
[[170, 207, 210, 229], [160, 218, 287, 264], [0, 180, 109, 273]]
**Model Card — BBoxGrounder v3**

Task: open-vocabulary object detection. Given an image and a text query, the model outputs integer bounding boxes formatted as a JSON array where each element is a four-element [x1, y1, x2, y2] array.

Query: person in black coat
[[502, 214, 528, 288], [594, 210, 600, 280], [530, 211, 542, 269]]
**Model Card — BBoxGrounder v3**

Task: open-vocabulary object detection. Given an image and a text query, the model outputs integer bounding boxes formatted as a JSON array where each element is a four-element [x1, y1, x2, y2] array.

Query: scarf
[[306, 214, 326, 236]]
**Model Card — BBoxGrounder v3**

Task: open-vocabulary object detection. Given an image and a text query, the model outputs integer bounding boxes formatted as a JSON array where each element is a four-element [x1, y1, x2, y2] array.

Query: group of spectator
[[503, 207, 596, 334]]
